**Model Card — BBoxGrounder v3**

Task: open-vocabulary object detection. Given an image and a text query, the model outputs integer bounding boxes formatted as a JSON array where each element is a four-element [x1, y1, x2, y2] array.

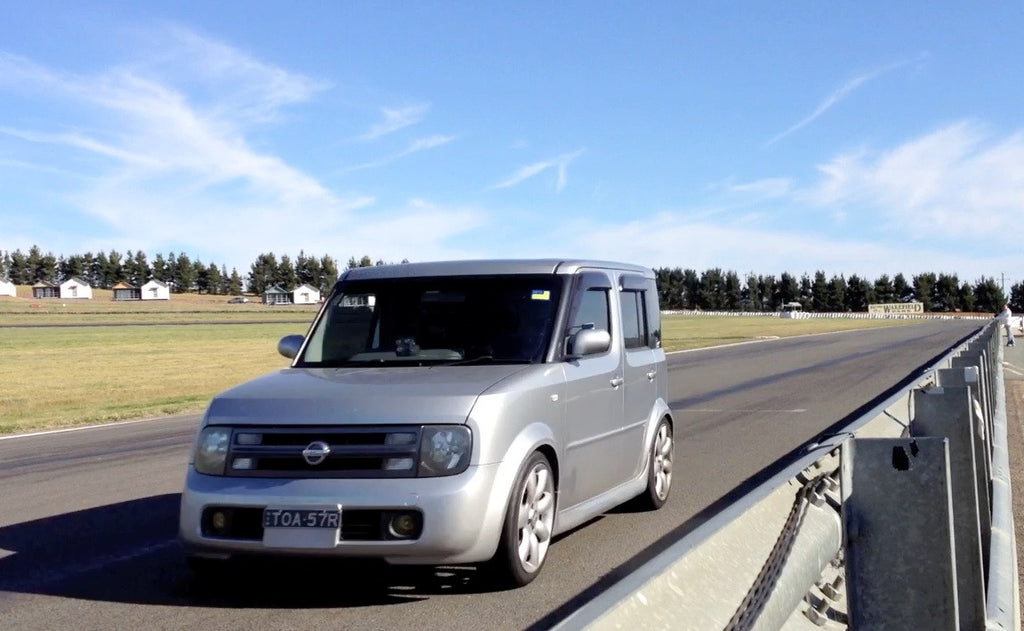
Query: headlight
[[193, 427, 231, 475], [418, 426, 472, 477]]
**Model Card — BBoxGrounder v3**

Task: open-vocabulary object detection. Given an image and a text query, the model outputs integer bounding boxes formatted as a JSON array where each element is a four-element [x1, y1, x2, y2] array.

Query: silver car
[[179, 259, 674, 586]]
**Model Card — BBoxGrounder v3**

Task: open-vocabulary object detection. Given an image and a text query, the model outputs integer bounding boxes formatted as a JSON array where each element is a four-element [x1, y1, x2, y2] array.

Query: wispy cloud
[[0, 28, 494, 275], [359, 104, 430, 140], [494, 149, 586, 191], [801, 121, 1024, 244], [582, 213, 1009, 280], [727, 177, 792, 198], [767, 57, 921, 146], [401, 134, 455, 156], [0, 126, 162, 167], [340, 134, 457, 172], [0, 52, 72, 92], [160, 27, 331, 123], [0, 28, 372, 270]]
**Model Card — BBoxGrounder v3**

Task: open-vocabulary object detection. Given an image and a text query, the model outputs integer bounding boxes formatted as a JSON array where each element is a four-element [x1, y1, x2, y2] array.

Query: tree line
[[655, 267, 1023, 314], [2, 245, 1020, 313], [0, 246, 390, 296]]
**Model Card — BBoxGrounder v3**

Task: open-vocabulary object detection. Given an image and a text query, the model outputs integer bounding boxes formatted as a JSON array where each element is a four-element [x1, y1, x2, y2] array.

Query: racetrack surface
[[0, 320, 989, 631]]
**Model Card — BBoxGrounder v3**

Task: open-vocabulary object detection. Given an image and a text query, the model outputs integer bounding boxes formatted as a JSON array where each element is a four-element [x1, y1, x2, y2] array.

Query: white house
[[0, 280, 15, 297], [141, 279, 170, 300], [292, 283, 321, 305], [60, 277, 93, 300]]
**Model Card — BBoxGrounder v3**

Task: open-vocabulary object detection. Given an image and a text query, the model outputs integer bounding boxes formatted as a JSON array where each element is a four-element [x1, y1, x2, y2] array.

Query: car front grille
[[223, 426, 422, 478]]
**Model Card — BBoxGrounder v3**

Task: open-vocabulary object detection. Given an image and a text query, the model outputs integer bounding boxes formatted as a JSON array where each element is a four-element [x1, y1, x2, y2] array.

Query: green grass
[[0, 323, 304, 435], [660, 314, 926, 350], [0, 290, 938, 436]]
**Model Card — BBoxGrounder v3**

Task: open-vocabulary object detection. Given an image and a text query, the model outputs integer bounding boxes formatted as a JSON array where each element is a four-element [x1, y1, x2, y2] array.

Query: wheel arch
[[473, 422, 560, 562]]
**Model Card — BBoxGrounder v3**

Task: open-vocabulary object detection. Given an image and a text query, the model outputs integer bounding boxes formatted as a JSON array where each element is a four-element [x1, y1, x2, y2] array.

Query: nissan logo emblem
[[302, 440, 331, 466]]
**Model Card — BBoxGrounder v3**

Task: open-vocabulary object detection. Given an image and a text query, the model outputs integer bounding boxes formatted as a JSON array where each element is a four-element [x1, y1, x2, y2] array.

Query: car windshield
[[296, 275, 563, 367]]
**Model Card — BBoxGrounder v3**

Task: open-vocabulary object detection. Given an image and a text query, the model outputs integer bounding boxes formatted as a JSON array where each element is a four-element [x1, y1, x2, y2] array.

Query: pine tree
[[248, 252, 278, 295]]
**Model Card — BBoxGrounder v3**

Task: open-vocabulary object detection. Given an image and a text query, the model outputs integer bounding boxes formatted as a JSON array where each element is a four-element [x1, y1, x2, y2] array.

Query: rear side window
[[620, 275, 661, 349], [620, 289, 646, 349], [644, 278, 661, 348]]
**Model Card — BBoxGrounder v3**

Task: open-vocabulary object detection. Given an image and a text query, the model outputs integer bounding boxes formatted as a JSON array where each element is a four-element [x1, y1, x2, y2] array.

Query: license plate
[[263, 507, 341, 529], [262, 505, 341, 549]]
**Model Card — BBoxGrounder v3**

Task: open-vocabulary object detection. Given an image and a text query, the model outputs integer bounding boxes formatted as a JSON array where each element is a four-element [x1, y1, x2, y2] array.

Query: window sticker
[[531, 289, 551, 301]]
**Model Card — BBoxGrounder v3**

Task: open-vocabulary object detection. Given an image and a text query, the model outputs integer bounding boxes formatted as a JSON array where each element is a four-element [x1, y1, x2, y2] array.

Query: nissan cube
[[178, 259, 674, 586]]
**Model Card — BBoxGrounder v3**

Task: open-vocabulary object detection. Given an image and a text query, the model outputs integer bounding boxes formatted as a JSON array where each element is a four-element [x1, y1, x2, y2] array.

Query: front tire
[[487, 452, 556, 587], [637, 418, 673, 510]]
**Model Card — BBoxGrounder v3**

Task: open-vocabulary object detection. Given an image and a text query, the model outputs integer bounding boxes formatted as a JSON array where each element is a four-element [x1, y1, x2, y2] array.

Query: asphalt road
[[0, 319, 985, 631]]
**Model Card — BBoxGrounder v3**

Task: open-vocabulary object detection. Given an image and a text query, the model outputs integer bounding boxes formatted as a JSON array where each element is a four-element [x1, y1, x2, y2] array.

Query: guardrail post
[[842, 437, 960, 630], [954, 352, 993, 446], [935, 367, 993, 557], [912, 385, 988, 630]]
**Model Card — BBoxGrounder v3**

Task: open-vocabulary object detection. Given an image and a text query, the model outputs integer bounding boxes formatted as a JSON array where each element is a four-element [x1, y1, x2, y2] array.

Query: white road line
[[0, 414, 193, 441], [3, 540, 177, 591], [1002, 362, 1024, 377]]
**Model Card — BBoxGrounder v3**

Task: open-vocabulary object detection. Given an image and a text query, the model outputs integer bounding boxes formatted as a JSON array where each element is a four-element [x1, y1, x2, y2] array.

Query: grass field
[[0, 288, 938, 436]]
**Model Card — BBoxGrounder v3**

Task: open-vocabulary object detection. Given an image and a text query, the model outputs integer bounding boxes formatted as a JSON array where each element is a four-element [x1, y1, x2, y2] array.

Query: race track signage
[[868, 302, 925, 315]]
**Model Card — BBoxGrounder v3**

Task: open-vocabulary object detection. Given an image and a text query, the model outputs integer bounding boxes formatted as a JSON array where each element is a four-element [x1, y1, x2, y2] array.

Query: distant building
[[32, 280, 59, 299], [780, 301, 804, 319], [0, 279, 15, 297], [112, 282, 141, 301], [60, 277, 93, 300], [263, 285, 291, 305], [292, 283, 321, 305], [141, 279, 170, 300]]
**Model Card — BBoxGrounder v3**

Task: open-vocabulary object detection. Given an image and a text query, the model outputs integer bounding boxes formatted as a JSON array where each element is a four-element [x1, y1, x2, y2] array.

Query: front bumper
[[178, 462, 504, 565]]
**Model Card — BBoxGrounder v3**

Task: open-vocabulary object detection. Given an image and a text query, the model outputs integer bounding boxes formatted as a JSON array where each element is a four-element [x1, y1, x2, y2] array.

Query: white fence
[[665, 309, 991, 322]]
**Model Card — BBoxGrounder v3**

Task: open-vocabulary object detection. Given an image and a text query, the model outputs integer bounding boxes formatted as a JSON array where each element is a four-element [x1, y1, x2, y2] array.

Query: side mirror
[[568, 328, 611, 359], [278, 334, 304, 359]]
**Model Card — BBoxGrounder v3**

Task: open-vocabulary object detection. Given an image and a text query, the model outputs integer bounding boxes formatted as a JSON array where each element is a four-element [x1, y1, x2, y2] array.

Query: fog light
[[232, 457, 254, 470], [211, 510, 228, 534], [388, 512, 419, 538]]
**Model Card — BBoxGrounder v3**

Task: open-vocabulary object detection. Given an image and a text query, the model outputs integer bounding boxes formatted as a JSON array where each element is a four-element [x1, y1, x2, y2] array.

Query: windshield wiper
[[440, 355, 532, 366]]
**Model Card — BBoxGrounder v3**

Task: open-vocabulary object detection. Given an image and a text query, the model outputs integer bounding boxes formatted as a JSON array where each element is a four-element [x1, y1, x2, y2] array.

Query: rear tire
[[636, 418, 673, 510], [486, 452, 556, 588]]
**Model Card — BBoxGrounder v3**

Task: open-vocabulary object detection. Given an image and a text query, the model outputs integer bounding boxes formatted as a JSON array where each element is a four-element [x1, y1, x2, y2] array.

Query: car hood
[[204, 364, 532, 426]]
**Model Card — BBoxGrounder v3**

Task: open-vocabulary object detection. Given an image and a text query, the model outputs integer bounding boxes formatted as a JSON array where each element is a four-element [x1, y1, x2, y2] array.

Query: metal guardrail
[[666, 309, 989, 321], [553, 321, 1019, 630]]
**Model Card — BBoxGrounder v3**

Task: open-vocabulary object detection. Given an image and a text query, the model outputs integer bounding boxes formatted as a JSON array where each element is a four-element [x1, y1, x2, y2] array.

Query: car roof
[[337, 259, 652, 282]]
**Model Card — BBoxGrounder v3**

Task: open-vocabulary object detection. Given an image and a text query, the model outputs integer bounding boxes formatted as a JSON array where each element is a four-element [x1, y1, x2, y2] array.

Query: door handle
[[610, 377, 624, 388], [646, 371, 656, 381]]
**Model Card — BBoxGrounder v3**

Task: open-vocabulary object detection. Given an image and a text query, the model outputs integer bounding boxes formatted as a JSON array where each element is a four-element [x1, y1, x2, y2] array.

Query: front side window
[[569, 288, 610, 334], [298, 275, 562, 367]]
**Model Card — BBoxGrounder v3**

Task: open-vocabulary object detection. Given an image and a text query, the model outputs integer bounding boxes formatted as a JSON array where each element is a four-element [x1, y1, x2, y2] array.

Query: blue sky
[[1, 2, 1022, 286]]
